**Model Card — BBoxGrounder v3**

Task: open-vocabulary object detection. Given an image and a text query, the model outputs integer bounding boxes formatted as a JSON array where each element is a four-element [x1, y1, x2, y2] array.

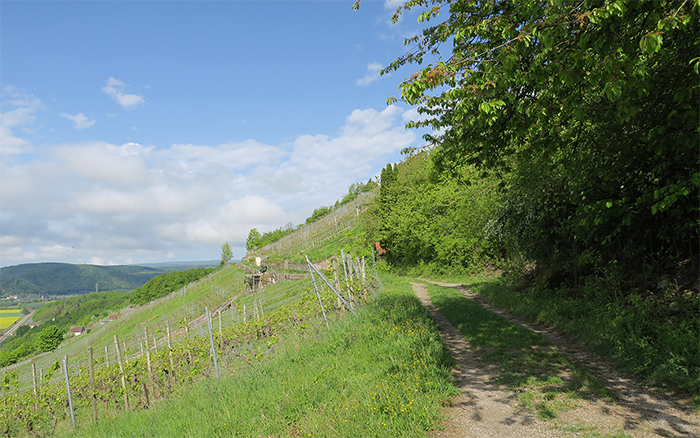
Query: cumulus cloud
[[101, 77, 146, 109], [51, 141, 152, 188], [0, 86, 45, 155], [59, 112, 96, 130], [356, 62, 385, 86], [0, 106, 418, 267]]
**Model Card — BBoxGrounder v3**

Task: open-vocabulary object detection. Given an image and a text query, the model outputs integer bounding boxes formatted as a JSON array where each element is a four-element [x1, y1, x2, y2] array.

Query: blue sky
[[0, 0, 432, 267]]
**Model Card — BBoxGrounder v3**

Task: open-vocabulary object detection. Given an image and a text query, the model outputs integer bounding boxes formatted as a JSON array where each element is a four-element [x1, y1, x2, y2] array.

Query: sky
[[0, 0, 433, 267]]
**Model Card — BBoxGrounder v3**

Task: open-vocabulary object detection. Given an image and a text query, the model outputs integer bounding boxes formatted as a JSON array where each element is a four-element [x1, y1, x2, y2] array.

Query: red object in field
[[375, 241, 386, 255]]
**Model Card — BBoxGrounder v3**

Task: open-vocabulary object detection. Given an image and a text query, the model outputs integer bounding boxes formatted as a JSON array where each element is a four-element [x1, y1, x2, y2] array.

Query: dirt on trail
[[410, 281, 699, 438]]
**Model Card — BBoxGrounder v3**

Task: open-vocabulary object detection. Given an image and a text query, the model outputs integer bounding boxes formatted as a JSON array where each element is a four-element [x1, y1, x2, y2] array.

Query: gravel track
[[410, 281, 699, 438]]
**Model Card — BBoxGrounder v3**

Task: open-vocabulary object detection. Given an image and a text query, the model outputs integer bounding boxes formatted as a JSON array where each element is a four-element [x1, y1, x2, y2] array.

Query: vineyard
[[0, 251, 382, 436], [245, 191, 375, 260]]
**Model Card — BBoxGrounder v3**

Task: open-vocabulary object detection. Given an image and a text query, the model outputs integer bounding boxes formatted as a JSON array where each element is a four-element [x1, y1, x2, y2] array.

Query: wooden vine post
[[332, 257, 342, 310], [166, 320, 175, 385], [341, 249, 353, 309], [307, 256, 329, 329], [31, 363, 38, 414], [114, 334, 129, 410], [145, 327, 153, 379], [62, 356, 76, 428], [88, 346, 97, 422], [205, 307, 220, 379]]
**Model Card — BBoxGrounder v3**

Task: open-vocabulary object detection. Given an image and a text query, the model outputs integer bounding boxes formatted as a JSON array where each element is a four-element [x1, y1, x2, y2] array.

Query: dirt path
[[410, 281, 700, 438]]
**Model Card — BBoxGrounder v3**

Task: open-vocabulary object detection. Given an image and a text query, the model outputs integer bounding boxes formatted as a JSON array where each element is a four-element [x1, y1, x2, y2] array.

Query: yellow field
[[0, 309, 22, 314], [0, 315, 21, 330]]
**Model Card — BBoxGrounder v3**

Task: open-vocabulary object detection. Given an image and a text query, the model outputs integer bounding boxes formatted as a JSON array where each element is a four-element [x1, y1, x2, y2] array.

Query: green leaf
[[641, 33, 662, 56]]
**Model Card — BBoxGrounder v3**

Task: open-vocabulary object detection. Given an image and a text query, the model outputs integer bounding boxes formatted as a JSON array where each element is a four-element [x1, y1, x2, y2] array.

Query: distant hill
[[135, 260, 221, 270], [0, 263, 165, 299]]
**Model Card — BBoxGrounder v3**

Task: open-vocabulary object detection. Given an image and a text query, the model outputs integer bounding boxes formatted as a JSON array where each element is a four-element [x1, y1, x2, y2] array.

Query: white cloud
[[101, 77, 146, 110], [356, 62, 385, 86], [51, 141, 153, 188], [0, 85, 45, 155], [59, 112, 96, 130], [0, 106, 418, 267], [401, 107, 432, 124]]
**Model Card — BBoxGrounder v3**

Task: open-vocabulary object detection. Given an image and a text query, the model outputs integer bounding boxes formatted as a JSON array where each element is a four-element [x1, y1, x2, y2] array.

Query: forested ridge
[[0, 263, 162, 299], [129, 268, 216, 305]]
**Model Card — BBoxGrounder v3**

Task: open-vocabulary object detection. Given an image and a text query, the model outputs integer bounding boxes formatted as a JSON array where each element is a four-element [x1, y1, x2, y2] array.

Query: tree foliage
[[385, 0, 699, 291], [34, 326, 64, 353], [246, 228, 262, 251], [336, 179, 379, 206], [129, 268, 215, 306], [220, 242, 233, 267], [306, 206, 333, 224], [366, 152, 501, 274]]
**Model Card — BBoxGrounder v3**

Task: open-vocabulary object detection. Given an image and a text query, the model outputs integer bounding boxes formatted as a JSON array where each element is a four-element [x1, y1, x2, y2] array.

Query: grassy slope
[[64, 275, 459, 438]]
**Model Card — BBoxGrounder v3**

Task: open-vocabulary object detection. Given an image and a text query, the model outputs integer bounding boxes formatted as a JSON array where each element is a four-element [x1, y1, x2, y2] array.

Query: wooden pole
[[205, 307, 220, 379], [114, 335, 124, 374], [307, 257, 357, 317], [333, 257, 342, 310], [341, 250, 353, 309], [62, 356, 76, 428], [166, 320, 175, 384], [88, 346, 97, 422], [31, 363, 38, 414], [114, 335, 129, 410], [31, 363, 38, 396], [361, 256, 366, 283], [307, 256, 329, 329], [144, 326, 150, 352]]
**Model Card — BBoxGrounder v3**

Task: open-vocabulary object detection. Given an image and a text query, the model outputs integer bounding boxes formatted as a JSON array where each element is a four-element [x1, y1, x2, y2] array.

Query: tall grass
[[66, 275, 458, 437], [470, 281, 700, 403]]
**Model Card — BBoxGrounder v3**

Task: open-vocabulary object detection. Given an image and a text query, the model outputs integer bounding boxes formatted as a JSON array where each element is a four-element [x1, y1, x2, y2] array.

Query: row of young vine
[[246, 192, 376, 259], [0, 253, 380, 437]]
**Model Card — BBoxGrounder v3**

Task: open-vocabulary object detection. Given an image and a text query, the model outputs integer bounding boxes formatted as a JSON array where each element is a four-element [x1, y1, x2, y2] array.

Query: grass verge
[[65, 275, 458, 437], [470, 280, 700, 406]]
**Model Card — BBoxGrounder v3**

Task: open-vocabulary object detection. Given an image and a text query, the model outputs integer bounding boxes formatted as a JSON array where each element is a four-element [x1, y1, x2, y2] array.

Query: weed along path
[[410, 281, 700, 438]]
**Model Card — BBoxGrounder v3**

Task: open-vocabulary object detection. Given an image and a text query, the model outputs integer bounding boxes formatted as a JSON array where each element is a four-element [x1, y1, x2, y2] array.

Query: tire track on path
[[410, 281, 699, 437]]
